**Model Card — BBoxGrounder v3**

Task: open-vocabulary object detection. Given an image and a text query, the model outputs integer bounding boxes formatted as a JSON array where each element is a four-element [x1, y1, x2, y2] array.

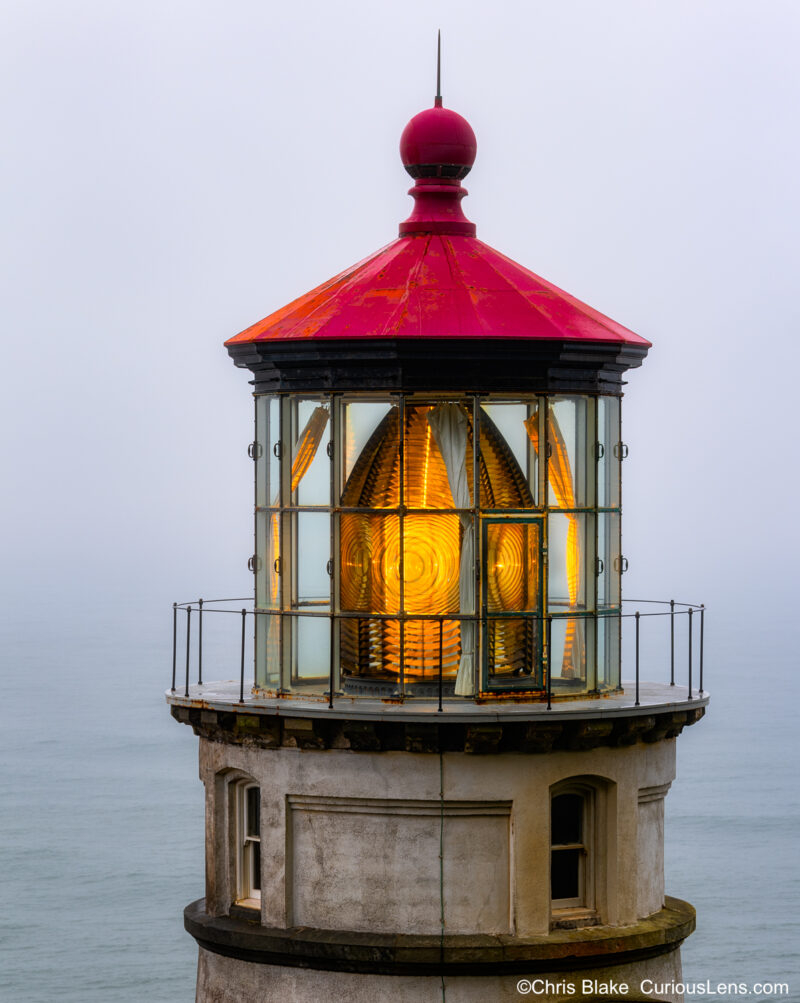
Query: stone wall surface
[[196, 946, 684, 1003], [198, 737, 676, 936]]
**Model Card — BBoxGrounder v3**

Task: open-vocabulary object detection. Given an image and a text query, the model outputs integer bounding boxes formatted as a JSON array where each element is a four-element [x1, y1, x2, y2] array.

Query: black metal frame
[[252, 391, 625, 700]]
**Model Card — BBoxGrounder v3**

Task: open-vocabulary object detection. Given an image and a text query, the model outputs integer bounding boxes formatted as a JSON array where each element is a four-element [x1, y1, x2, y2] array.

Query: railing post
[[546, 616, 552, 711], [699, 605, 705, 695], [669, 598, 675, 685], [687, 607, 693, 700], [184, 606, 191, 698], [239, 609, 247, 703], [438, 617, 444, 713], [634, 611, 640, 707], [198, 598, 204, 686], [171, 603, 177, 692]]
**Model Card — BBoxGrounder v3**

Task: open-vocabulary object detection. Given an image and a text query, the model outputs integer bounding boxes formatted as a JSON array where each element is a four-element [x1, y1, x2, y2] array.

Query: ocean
[[2, 601, 797, 1002]]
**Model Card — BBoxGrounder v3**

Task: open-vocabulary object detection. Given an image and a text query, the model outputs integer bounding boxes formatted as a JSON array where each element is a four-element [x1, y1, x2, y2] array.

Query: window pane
[[549, 617, 592, 688], [478, 405, 535, 510], [340, 617, 401, 686], [291, 399, 331, 506], [256, 510, 281, 610], [246, 787, 260, 837], [597, 614, 620, 691], [548, 513, 591, 611], [487, 618, 542, 685], [485, 521, 541, 613], [597, 396, 620, 509], [341, 401, 399, 506], [292, 615, 330, 682], [404, 514, 462, 614], [552, 794, 582, 844], [405, 402, 473, 510], [255, 612, 280, 689], [481, 402, 538, 506], [256, 396, 281, 508], [547, 397, 593, 509], [340, 514, 401, 613], [251, 841, 261, 892], [403, 616, 462, 686], [597, 513, 621, 609], [296, 513, 330, 608], [551, 848, 581, 900]]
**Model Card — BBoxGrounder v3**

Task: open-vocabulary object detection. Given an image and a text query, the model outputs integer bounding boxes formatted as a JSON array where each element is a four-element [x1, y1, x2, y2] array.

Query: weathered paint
[[225, 102, 650, 350], [225, 232, 650, 348]]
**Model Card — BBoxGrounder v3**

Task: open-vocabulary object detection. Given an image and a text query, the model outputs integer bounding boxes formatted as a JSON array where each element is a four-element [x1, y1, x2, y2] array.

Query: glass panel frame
[[481, 516, 545, 692], [548, 614, 595, 692], [597, 395, 621, 510], [547, 512, 594, 614], [289, 397, 332, 508], [547, 396, 594, 510]]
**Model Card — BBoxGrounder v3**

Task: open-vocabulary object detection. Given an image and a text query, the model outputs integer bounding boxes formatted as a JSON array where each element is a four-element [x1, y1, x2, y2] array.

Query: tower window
[[551, 791, 589, 909], [235, 782, 261, 906]]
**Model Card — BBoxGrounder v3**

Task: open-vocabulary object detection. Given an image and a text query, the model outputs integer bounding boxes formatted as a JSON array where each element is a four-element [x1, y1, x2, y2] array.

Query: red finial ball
[[400, 104, 477, 180]]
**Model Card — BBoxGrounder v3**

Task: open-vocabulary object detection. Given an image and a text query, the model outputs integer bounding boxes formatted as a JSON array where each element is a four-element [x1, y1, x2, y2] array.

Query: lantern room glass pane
[[549, 616, 593, 689], [548, 512, 591, 612], [404, 402, 474, 510], [340, 513, 401, 613], [340, 617, 404, 689], [341, 401, 399, 506], [478, 405, 535, 511], [403, 513, 462, 614], [481, 402, 539, 507], [597, 513, 621, 610], [255, 612, 280, 689], [255, 396, 268, 509], [295, 512, 330, 610], [597, 396, 621, 509], [547, 397, 593, 509], [290, 399, 331, 506], [485, 521, 542, 613], [291, 615, 330, 685], [597, 613, 620, 691], [486, 618, 542, 686], [255, 395, 281, 509], [403, 616, 462, 686], [256, 509, 281, 610]]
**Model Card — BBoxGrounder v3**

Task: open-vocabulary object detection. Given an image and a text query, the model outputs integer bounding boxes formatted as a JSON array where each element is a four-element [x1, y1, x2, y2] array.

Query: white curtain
[[427, 404, 475, 696]]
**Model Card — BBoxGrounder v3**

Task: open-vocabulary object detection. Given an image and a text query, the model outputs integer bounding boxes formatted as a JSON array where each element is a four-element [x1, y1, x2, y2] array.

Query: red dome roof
[[225, 103, 649, 351]]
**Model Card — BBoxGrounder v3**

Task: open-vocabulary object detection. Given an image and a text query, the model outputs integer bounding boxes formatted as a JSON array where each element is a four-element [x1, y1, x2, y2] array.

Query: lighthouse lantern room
[[168, 85, 708, 1003]]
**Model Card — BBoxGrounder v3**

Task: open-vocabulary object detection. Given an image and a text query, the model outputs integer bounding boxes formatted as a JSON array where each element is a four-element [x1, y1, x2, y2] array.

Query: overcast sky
[[2, 0, 798, 650]]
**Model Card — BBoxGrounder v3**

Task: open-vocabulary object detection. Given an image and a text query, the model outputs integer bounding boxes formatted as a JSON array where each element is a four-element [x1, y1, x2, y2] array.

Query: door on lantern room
[[481, 516, 545, 691]]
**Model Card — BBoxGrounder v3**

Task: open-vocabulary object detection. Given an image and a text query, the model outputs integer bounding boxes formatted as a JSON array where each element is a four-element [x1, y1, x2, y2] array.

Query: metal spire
[[435, 30, 442, 107]]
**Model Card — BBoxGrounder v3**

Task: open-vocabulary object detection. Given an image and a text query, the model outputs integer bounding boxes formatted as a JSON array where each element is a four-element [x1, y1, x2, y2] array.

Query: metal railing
[[170, 599, 705, 710]]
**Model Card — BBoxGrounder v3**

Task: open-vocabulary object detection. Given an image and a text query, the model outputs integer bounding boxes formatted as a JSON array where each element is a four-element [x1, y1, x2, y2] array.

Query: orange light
[[340, 404, 538, 684]]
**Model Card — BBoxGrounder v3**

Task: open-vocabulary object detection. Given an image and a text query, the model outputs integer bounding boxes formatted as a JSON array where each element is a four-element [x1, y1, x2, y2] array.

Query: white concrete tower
[[168, 94, 707, 1003]]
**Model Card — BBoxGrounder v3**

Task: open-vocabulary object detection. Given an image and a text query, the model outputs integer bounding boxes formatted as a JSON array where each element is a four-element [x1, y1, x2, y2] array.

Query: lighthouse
[[168, 88, 707, 1003]]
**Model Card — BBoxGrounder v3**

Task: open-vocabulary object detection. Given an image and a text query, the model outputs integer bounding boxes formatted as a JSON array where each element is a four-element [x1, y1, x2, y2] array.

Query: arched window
[[233, 781, 261, 906], [550, 777, 612, 926], [551, 791, 590, 909]]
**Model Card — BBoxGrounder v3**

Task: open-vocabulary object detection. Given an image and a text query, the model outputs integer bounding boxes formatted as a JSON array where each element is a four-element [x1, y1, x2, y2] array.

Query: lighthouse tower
[[168, 92, 707, 1003]]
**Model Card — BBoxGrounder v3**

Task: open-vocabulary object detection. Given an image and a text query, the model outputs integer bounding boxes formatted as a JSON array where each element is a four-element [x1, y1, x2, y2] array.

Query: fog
[[3, 0, 798, 639], [2, 1, 798, 997]]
